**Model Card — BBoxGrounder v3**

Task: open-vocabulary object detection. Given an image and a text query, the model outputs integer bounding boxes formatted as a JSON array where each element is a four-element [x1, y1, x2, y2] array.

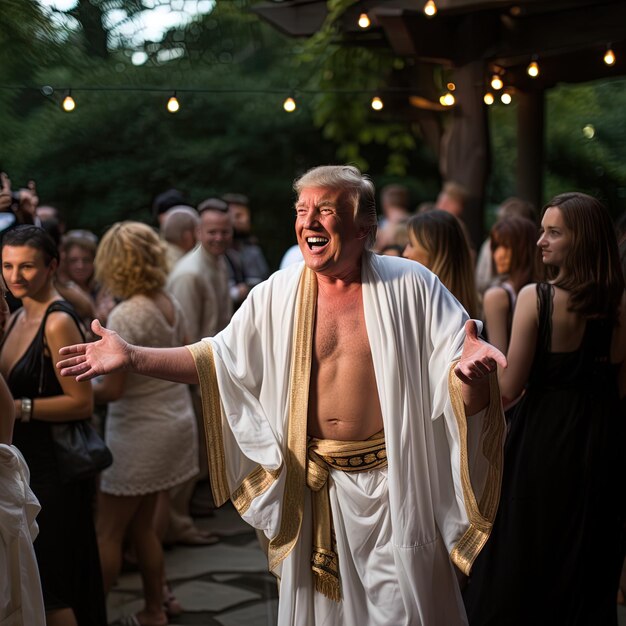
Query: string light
[[424, 0, 437, 17], [167, 92, 180, 113], [491, 74, 504, 90], [527, 59, 540, 77], [447, 82, 456, 91], [371, 96, 384, 110], [483, 92, 494, 105], [439, 92, 455, 106], [358, 13, 370, 29], [283, 96, 296, 112], [604, 46, 615, 66], [62, 91, 75, 112], [501, 91, 512, 105]]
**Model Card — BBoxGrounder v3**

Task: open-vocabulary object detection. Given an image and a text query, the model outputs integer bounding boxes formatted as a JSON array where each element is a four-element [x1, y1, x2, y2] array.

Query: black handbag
[[38, 301, 113, 483], [51, 419, 113, 483]]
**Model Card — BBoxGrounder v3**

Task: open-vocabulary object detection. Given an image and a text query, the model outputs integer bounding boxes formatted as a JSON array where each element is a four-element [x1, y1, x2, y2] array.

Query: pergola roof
[[253, 0, 626, 90]]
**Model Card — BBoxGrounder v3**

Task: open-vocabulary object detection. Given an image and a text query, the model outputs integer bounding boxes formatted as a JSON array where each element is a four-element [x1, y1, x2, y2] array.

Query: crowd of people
[[1, 166, 625, 625]]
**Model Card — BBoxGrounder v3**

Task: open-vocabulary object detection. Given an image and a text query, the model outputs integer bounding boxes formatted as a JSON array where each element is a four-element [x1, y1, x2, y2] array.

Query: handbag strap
[[38, 300, 86, 395]]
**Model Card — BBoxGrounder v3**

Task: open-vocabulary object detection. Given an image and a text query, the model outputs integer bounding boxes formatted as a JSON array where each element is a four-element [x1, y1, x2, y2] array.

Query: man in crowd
[[58, 165, 505, 626]]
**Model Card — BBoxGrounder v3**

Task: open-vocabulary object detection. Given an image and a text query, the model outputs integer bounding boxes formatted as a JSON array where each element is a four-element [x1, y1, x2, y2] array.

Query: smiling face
[[198, 209, 233, 258], [295, 186, 366, 279], [2, 245, 56, 301], [537, 206, 572, 273]]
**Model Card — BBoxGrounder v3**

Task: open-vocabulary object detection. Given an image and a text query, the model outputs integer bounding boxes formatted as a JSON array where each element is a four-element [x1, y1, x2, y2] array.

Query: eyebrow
[[294, 199, 338, 210]]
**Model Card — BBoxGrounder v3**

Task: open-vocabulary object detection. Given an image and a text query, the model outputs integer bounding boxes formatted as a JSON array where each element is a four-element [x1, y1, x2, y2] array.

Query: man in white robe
[[58, 165, 506, 626]]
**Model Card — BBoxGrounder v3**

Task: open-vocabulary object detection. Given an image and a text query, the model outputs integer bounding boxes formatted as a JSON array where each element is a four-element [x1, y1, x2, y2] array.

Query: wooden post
[[441, 61, 490, 248]]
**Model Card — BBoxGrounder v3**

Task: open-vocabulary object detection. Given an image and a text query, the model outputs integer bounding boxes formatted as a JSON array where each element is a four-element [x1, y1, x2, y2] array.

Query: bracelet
[[21, 397, 33, 422]]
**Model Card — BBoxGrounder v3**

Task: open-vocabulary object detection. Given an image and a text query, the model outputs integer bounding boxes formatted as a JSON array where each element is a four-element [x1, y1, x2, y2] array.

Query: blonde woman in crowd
[[482, 215, 540, 354], [92, 222, 199, 626], [403, 209, 480, 318]]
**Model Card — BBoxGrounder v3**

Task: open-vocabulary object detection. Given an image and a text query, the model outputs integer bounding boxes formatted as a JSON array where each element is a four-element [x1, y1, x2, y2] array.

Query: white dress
[[100, 295, 199, 496]]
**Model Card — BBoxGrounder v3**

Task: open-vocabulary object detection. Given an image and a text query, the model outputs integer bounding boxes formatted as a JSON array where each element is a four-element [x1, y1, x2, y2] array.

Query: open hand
[[57, 319, 131, 381], [454, 320, 507, 385]]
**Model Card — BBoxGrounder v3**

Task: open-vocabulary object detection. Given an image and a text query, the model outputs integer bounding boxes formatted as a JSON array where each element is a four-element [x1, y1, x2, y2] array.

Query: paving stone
[[215, 599, 279, 626], [172, 580, 261, 612]]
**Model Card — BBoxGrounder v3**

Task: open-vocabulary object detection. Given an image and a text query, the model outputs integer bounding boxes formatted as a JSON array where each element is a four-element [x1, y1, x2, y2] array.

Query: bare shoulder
[[45, 308, 83, 342], [483, 285, 509, 309], [514, 283, 539, 317]]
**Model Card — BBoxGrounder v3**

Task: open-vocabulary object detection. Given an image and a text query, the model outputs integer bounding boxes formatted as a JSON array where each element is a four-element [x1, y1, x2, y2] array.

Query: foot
[[163, 585, 183, 618]]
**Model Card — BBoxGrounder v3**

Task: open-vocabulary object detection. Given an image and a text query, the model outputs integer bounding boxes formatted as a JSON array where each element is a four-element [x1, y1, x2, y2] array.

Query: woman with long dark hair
[[463, 193, 626, 625]]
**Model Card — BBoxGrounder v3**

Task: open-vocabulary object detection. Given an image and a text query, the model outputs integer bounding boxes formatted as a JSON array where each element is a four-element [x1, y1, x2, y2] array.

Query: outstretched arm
[[57, 319, 199, 385], [454, 320, 507, 415]]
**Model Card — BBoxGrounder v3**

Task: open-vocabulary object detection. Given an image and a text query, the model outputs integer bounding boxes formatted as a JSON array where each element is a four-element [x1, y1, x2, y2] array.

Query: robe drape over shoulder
[[188, 252, 505, 626]]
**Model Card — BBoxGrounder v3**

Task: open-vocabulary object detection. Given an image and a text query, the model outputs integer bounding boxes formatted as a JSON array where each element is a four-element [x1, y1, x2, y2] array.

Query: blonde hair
[[407, 210, 479, 318], [294, 165, 377, 249], [95, 221, 168, 299]]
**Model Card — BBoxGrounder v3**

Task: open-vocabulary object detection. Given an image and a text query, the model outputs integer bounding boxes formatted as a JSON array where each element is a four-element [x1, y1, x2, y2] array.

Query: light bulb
[[483, 92, 494, 105], [527, 60, 539, 77], [604, 48, 615, 66], [424, 0, 437, 17], [447, 82, 456, 91], [283, 97, 296, 112], [439, 92, 455, 106], [491, 74, 503, 90], [358, 13, 370, 28], [62, 94, 75, 112], [371, 96, 384, 111], [167, 95, 180, 113], [501, 92, 512, 105]]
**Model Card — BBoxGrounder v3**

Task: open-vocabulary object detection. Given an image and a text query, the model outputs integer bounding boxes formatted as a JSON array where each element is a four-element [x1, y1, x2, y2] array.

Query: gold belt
[[306, 429, 387, 601]]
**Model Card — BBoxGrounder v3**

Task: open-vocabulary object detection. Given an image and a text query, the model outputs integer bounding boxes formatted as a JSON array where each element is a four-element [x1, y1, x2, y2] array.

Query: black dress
[[463, 283, 625, 626], [3, 300, 107, 625]]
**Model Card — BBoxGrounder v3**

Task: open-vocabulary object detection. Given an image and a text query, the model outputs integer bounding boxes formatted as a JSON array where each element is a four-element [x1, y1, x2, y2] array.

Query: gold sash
[[307, 430, 387, 601]]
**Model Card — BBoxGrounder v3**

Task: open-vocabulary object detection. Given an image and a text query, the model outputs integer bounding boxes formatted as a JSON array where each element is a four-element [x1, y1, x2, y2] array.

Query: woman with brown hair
[[403, 209, 480, 318], [482, 215, 540, 354], [464, 192, 626, 625]]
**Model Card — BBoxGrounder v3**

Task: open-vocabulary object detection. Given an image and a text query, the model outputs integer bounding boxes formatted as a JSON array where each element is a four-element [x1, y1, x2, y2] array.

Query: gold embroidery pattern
[[307, 431, 387, 601], [268, 267, 317, 573], [232, 465, 283, 515], [187, 341, 229, 506], [448, 362, 505, 575]]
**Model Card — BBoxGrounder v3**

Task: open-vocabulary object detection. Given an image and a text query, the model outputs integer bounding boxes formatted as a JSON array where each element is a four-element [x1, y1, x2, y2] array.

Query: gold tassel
[[313, 569, 341, 601]]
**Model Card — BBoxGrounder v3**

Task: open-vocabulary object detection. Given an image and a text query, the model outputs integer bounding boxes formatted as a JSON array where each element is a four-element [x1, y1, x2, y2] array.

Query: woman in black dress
[[463, 193, 626, 625], [0, 225, 106, 625]]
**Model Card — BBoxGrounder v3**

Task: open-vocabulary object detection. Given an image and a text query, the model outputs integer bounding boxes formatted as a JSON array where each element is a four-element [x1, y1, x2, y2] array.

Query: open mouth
[[306, 236, 329, 250]]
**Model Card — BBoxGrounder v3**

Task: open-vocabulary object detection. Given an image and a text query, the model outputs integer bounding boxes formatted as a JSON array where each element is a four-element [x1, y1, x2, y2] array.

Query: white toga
[[187, 252, 505, 626]]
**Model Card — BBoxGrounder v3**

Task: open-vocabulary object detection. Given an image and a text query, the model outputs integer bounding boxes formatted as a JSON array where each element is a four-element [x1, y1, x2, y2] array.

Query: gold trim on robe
[[307, 430, 388, 601], [448, 363, 505, 575], [268, 267, 317, 573], [187, 341, 230, 507]]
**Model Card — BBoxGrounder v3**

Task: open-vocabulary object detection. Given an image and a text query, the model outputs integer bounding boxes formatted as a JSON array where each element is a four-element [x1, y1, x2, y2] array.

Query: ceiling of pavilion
[[253, 0, 626, 93]]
